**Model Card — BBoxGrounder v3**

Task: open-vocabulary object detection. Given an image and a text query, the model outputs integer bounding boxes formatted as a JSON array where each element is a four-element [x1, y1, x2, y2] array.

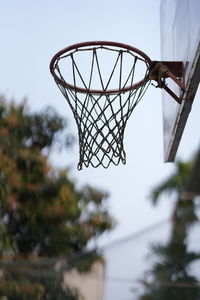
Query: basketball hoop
[[50, 41, 185, 169]]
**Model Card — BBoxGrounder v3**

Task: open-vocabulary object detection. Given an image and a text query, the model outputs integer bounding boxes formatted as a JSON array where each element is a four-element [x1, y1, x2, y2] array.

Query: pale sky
[[1, 0, 200, 245]]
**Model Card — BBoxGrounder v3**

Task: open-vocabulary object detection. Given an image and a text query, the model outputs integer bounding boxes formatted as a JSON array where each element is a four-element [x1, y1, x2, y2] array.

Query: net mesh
[[51, 45, 151, 169]]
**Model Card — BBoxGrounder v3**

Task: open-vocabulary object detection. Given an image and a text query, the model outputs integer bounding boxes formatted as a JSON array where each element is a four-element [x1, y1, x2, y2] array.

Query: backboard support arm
[[151, 61, 185, 104]]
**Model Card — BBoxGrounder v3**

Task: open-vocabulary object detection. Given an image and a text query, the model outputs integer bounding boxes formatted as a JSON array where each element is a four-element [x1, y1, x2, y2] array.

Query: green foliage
[[150, 160, 193, 205], [139, 159, 200, 300], [0, 261, 78, 300], [0, 95, 114, 299]]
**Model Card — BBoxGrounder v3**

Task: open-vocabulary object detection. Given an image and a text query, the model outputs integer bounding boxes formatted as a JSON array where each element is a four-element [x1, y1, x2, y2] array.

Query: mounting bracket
[[151, 61, 185, 104]]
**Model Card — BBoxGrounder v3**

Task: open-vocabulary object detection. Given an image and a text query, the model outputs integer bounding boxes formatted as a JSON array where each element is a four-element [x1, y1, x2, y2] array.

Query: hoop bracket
[[150, 61, 185, 104]]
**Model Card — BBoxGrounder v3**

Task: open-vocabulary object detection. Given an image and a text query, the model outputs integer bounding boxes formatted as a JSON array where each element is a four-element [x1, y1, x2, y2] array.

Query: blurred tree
[[0, 95, 114, 299], [139, 160, 200, 300]]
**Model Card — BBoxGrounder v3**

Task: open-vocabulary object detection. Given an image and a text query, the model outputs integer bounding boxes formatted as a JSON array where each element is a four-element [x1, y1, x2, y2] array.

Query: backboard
[[160, 0, 200, 162]]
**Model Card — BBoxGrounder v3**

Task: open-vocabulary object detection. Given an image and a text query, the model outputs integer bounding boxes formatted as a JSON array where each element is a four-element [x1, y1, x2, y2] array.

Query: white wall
[[64, 260, 105, 300]]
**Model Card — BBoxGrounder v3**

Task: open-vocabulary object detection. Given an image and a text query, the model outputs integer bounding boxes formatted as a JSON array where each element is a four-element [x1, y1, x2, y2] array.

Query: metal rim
[[50, 41, 152, 94]]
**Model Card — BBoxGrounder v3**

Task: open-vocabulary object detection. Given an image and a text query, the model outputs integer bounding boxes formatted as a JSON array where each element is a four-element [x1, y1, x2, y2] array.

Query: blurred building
[[64, 260, 105, 300]]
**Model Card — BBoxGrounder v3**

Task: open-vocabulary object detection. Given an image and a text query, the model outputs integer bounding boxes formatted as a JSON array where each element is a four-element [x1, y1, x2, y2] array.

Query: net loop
[[50, 41, 152, 169]]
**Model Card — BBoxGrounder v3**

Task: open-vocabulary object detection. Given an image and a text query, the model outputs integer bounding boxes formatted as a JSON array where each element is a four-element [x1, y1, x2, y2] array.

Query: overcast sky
[[1, 0, 200, 245]]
